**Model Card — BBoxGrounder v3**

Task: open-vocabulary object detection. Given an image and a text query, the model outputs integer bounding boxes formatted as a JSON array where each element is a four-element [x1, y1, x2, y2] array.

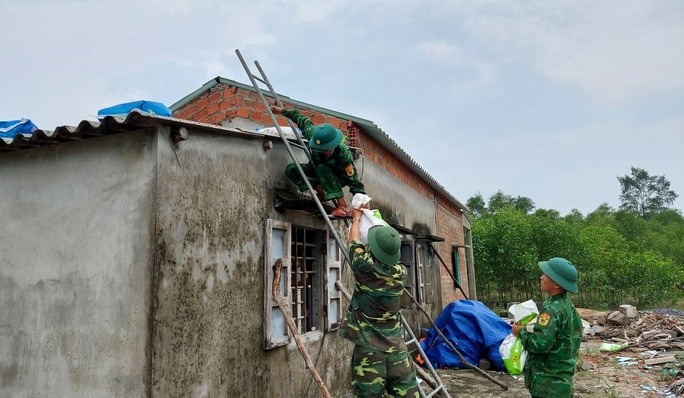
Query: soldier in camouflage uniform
[[270, 106, 365, 218], [511, 257, 583, 398], [339, 208, 419, 397]]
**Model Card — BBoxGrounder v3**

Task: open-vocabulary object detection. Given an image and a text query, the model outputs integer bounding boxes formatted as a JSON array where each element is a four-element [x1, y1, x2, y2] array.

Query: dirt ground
[[421, 342, 679, 397]]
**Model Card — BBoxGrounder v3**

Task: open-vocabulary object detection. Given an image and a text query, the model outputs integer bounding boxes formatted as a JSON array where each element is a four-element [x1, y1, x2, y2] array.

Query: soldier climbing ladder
[[236, 48, 456, 398]]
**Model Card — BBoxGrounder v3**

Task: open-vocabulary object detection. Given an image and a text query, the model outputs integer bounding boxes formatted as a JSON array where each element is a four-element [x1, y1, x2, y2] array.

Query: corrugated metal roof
[[170, 77, 468, 212], [0, 111, 263, 153]]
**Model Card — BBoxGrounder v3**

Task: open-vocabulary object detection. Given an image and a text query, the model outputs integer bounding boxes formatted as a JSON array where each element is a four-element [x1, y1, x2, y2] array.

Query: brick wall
[[436, 201, 469, 304], [173, 83, 350, 138], [174, 82, 470, 307]]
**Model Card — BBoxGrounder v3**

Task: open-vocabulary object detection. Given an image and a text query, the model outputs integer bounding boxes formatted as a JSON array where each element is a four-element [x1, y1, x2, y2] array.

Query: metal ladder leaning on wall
[[236, 49, 452, 398]]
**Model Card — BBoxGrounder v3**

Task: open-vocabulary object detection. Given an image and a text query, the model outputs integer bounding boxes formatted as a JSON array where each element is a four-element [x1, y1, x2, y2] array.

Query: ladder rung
[[253, 75, 267, 85], [426, 386, 445, 398]]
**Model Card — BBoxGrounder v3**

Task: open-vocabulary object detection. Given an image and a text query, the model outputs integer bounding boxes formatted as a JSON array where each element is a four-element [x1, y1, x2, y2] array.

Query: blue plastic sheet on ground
[[97, 100, 172, 119], [420, 300, 511, 370], [0, 119, 38, 138]]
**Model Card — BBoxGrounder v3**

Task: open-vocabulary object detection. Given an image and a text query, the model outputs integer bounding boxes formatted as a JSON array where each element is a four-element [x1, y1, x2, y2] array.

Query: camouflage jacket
[[281, 109, 365, 194], [339, 239, 407, 352], [519, 292, 583, 398]]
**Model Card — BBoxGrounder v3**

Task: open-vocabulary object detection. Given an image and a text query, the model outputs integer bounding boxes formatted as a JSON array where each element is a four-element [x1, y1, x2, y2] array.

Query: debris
[[619, 304, 639, 318], [599, 342, 629, 352], [668, 378, 684, 395], [607, 311, 631, 326], [644, 356, 676, 366], [616, 356, 638, 366]]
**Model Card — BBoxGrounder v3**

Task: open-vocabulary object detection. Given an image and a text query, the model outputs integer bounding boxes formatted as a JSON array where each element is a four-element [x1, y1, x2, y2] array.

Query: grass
[[673, 299, 684, 310]]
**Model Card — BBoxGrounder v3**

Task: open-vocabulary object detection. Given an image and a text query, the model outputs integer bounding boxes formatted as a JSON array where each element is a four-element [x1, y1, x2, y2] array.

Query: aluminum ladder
[[236, 49, 452, 398]]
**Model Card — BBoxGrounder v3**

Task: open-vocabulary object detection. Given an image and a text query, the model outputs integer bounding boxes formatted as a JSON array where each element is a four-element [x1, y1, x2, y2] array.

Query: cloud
[[419, 41, 462, 62], [465, 1, 684, 106]]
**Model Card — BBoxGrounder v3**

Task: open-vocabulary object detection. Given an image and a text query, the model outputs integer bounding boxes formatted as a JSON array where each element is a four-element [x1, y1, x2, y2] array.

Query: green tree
[[471, 190, 683, 310], [478, 190, 536, 215], [472, 207, 536, 304], [529, 210, 579, 263], [466, 193, 487, 219], [618, 167, 678, 218]]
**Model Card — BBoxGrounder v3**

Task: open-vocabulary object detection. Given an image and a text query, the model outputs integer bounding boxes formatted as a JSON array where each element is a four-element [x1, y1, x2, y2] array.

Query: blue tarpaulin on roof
[[0, 119, 38, 138], [420, 300, 511, 370], [97, 100, 172, 119]]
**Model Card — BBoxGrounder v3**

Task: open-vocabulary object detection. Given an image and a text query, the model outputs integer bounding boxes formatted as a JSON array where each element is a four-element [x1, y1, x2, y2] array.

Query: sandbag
[[499, 334, 527, 375]]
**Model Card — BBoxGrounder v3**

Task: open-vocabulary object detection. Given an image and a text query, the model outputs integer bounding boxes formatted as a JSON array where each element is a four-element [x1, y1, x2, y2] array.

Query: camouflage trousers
[[350, 345, 420, 398], [285, 162, 364, 201]]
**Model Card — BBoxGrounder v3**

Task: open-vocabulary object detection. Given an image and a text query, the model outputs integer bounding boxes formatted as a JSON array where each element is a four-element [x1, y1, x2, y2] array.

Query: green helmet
[[539, 257, 578, 293], [367, 225, 401, 265], [309, 123, 343, 151]]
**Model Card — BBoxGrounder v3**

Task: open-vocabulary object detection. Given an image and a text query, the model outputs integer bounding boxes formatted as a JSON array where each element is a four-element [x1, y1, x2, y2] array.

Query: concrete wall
[[150, 128, 353, 397], [0, 121, 454, 397], [0, 131, 157, 397]]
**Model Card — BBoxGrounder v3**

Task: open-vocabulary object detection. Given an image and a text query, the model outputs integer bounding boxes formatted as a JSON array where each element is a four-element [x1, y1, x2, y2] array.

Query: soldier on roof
[[271, 106, 365, 219]]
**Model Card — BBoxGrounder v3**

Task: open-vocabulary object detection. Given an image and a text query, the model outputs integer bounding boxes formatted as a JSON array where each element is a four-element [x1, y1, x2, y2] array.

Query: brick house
[[172, 77, 477, 307], [0, 77, 475, 397]]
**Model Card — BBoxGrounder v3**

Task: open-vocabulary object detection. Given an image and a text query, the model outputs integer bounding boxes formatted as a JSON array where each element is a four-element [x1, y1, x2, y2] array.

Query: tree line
[[467, 167, 683, 310]]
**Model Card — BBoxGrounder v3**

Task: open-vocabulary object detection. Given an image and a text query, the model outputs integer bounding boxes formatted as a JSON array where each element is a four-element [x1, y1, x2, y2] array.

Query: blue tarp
[[420, 300, 511, 370], [0, 119, 38, 138], [97, 100, 171, 119]]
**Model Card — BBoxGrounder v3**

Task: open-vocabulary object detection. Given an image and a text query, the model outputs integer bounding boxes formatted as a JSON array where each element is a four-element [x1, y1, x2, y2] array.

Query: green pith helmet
[[367, 225, 401, 265], [539, 257, 578, 293], [309, 123, 343, 151]]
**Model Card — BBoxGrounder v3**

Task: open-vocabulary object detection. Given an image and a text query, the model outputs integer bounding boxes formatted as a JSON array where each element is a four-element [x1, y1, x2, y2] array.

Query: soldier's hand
[[271, 105, 284, 114], [511, 322, 524, 337]]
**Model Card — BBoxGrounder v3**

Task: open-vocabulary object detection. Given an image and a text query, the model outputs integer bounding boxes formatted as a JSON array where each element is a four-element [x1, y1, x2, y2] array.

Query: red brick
[[242, 97, 257, 108], [236, 108, 250, 118], [208, 91, 222, 104], [196, 98, 209, 109], [261, 113, 276, 125], [195, 109, 208, 121], [206, 103, 220, 115], [253, 102, 267, 113], [209, 111, 225, 125]]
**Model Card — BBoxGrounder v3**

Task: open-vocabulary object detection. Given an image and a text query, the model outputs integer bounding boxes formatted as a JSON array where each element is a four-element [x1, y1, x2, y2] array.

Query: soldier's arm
[[280, 109, 316, 140], [519, 308, 559, 353], [335, 145, 366, 194], [348, 240, 373, 273]]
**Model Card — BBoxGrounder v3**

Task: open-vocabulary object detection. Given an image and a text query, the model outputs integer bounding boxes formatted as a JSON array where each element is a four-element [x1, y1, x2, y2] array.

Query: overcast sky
[[2, 0, 682, 215]]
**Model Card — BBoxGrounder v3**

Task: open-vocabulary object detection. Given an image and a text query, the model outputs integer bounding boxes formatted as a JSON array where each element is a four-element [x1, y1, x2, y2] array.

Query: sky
[[1, 0, 682, 215]]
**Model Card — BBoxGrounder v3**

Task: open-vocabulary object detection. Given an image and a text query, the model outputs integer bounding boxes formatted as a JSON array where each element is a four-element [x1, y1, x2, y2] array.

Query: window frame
[[263, 219, 342, 350], [452, 245, 462, 289], [400, 239, 416, 308], [263, 219, 292, 350], [325, 230, 342, 331]]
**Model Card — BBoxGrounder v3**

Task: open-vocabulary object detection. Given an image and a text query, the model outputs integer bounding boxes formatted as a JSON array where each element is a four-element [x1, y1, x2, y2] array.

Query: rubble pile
[[581, 305, 684, 349], [579, 305, 684, 395]]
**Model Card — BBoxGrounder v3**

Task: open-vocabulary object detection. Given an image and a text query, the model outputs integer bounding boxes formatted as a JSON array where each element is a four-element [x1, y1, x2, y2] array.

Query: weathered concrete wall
[[0, 131, 157, 397], [150, 129, 353, 397], [0, 121, 452, 397]]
